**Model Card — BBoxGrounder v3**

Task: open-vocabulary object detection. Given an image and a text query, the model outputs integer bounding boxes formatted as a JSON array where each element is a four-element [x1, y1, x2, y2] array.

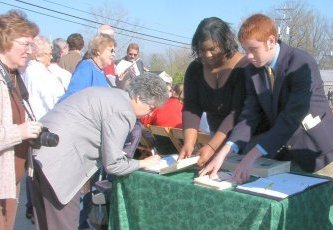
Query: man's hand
[[232, 147, 262, 184], [199, 144, 232, 179], [117, 70, 128, 81]]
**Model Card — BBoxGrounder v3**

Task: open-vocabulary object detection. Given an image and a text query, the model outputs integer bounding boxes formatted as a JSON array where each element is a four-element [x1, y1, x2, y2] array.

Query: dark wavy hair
[[191, 17, 238, 59]]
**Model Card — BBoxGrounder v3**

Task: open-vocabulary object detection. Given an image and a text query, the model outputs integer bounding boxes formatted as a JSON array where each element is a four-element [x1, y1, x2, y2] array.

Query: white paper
[[194, 171, 233, 190], [115, 60, 135, 75], [143, 154, 199, 174]]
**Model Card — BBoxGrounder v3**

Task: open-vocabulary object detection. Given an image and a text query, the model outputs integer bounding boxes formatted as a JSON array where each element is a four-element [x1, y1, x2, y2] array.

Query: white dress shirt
[[22, 60, 65, 120]]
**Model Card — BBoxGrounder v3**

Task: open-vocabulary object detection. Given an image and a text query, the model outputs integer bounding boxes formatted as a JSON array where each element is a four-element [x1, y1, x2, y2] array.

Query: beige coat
[[0, 74, 22, 199]]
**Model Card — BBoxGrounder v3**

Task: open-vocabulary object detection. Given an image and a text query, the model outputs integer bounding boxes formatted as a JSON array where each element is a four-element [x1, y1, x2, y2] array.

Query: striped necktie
[[265, 66, 274, 91]]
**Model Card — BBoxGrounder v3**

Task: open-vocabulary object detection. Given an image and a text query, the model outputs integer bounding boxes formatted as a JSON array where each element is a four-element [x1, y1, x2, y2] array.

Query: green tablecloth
[[109, 170, 333, 230]]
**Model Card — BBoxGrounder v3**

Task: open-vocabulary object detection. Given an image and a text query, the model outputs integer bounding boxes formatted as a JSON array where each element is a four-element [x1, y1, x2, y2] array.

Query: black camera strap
[[0, 60, 38, 177], [0, 60, 36, 121]]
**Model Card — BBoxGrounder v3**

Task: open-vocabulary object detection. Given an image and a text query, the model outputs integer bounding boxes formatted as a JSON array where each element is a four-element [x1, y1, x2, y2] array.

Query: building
[[321, 69, 333, 93]]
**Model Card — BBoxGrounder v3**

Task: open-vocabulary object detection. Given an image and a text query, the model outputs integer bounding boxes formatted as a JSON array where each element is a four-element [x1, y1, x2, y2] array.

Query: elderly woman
[[22, 35, 65, 120], [59, 33, 116, 102], [0, 10, 42, 230], [48, 39, 72, 91], [178, 17, 249, 166], [31, 74, 169, 229]]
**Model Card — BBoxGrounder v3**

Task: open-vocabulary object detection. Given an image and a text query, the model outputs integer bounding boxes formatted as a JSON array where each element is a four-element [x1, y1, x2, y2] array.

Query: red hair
[[238, 14, 277, 43]]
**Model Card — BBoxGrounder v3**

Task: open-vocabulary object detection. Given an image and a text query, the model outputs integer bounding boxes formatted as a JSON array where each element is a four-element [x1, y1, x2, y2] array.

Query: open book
[[143, 154, 199, 175], [235, 173, 330, 200], [222, 154, 291, 177], [115, 59, 140, 76], [194, 171, 234, 190]]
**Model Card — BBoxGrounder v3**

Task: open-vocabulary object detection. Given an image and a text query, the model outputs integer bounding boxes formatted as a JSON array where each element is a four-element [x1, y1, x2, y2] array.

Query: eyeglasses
[[14, 40, 33, 50]]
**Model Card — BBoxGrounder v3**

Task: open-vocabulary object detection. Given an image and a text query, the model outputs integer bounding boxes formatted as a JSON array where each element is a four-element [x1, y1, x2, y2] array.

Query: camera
[[30, 127, 59, 149]]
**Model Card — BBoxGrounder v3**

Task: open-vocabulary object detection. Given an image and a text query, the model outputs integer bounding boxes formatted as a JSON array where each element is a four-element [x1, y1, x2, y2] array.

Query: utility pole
[[275, 6, 293, 44]]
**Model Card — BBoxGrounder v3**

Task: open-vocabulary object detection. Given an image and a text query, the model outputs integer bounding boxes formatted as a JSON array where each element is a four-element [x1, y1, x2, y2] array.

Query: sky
[[1, 0, 333, 58]]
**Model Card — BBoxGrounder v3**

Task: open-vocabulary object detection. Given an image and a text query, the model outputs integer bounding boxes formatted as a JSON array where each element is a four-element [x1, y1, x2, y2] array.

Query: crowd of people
[[1, 8, 333, 230]]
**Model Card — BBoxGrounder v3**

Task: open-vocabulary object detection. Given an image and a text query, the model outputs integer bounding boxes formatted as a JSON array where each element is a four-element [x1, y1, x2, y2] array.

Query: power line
[[40, 0, 191, 40], [13, 0, 190, 46], [0, 1, 190, 49]]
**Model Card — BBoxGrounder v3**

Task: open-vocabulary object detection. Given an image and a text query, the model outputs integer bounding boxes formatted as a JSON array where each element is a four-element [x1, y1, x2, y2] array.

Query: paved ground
[[14, 176, 35, 230]]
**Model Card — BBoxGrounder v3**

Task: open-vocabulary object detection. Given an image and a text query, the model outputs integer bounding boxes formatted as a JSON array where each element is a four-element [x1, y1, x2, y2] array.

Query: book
[[222, 154, 291, 178], [235, 173, 330, 200], [194, 171, 234, 190], [115, 59, 140, 76], [143, 154, 199, 175]]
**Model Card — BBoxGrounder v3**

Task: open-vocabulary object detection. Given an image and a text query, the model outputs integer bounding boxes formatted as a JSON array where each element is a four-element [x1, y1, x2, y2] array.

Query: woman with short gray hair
[[127, 72, 169, 109], [22, 35, 65, 120], [31, 75, 168, 229]]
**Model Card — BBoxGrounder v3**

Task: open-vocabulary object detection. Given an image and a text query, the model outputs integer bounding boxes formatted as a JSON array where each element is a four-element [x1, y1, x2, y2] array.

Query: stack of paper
[[143, 154, 199, 175], [194, 171, 234, 190], [222, 154, 291, 177], [235, 173, 330, 199]]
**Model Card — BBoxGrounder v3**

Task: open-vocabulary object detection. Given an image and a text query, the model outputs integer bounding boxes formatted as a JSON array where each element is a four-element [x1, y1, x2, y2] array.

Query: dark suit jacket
[[229, 41, 333, 172]]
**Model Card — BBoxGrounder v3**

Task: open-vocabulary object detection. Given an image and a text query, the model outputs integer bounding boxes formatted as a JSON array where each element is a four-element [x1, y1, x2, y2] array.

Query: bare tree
[[82, 2, 143, 58], [270, 0, 332, 69], [164, 47, 192, 77], [148, 53, 167, 71]]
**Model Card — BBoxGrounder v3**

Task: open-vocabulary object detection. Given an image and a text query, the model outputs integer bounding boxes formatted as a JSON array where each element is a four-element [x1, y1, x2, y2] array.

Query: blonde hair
[[31, 35, 52, 60], [0, 10, 39, 52], [87, 34, 115, 57]]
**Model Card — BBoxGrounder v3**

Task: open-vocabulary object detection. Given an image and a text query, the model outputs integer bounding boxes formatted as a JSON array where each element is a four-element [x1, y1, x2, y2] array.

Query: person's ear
[[267, 35, 276, 49]]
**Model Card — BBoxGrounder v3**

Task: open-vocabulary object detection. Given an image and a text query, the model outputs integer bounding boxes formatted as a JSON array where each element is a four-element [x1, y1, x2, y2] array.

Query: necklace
[[216, 72, 220, 88]]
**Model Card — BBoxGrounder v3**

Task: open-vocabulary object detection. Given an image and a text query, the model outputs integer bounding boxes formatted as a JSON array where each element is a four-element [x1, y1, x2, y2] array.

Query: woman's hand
[[18, 121, 43, 140], [178, 144, 194, 160], [197, 145, 215, 167]]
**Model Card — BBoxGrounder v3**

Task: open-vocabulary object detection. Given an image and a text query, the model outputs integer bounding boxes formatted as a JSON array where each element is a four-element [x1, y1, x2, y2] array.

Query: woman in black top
[[179, 17, 249, 166]]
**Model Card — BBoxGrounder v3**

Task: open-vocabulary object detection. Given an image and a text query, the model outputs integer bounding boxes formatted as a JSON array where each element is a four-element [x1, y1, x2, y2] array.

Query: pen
[[151, 147, 158, 156], [265, 182, 274, 190]]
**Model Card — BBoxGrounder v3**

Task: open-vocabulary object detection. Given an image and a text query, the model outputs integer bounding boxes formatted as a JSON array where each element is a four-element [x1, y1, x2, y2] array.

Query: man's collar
[[270, 43, 280, 70]]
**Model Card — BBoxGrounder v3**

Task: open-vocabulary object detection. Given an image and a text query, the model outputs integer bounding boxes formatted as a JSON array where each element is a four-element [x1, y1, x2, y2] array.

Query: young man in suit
[[30, 75, 169, 230], [200, 14, 333, 184]]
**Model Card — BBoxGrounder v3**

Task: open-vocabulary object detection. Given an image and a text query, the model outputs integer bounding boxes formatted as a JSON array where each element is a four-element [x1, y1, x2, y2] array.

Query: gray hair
[[32, 35, 52, 59], [126, 73, 169, 107]]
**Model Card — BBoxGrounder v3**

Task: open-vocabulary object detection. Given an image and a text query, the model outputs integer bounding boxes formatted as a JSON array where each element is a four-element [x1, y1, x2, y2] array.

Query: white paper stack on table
[[235, 173, 330, 200], [194, 171, 234, 190], [143, 154, 199, 175], [222, 153, 291, 178]]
